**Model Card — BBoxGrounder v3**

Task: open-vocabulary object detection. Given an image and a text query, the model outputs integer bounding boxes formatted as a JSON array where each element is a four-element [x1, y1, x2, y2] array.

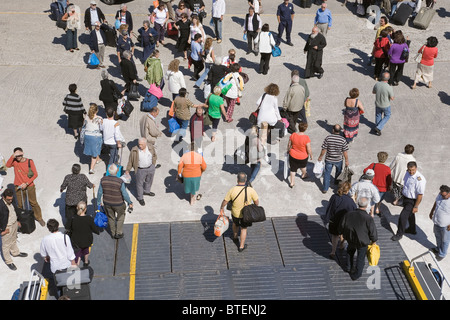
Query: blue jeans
[[434, 224, 450, 258], [248, 162, 261, 184], [195, 63, 211, 87], [106, 144, 118, 165], [212, 17, 222, 40], [323, 160, 343, 192], [375, 106, 391, 131], [176, 118, 190, 139]]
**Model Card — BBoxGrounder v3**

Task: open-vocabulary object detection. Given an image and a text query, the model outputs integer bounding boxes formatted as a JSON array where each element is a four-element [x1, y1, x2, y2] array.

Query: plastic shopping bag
[[214, 212, 229, 237], [367, 243, 380, 266], [88, 53, 100, 66], [313, 160, 324, 179], [94, 206, 108, 228]]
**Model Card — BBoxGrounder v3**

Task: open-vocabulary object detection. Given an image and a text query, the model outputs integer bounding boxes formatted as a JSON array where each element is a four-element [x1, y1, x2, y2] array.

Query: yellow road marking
[[129, 223, 139, 300]]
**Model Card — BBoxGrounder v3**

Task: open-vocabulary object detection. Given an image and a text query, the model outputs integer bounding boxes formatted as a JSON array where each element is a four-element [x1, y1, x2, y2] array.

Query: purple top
[[388, 43, 409, 64]]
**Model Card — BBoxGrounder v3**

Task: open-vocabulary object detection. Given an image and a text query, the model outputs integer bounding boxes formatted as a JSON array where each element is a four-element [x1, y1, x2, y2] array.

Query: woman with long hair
[[412, 36, 438, 89]]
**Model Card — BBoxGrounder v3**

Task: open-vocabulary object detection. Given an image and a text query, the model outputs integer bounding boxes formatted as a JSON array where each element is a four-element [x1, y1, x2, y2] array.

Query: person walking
[[317, 124, 349, 194], [363, 151, 392, 215], [89, 21, 106, 68], [97, 164, 133, 239], [304, 26, 327, 79], [244, 6, 262, 55], [84, 0, 106, 31], [338, 197, 378, 281], [325, 181, 357, 259], [40, 219, 77, 274], [125, 138, 158, 206], [391, 161, 426, 241], [62, 4, 81, 52], [220, 172, 259, 252], [246, 126, 265, 187], [204, 85, 227, 142], [211, 0, 225, 43], [59, 164, 94, 229], [101, 108, 126, 166], [66, 201, 99, 266], [387, 31, 409, 86], [429, 185, 450, 261], [343, 88, 365, 143], [287, 122, 312, 188], [177, 142, 207, 205], [175, 13, 191, 60], [173, 88, 204, 141], [0, 188, 28, 271], [253, 23, 276, 75], [276, 0, 295, 47], [222, 63, 244, 122], [282, 74, 307, 134], [389, 144, 416, 206], [6, 148, 45, 227], [83, 103, 104, 174], [371, 72, 394, 136], [62, 83, 86, 140], [120, 50, 138, 96], [372, 29, 391, 80], [167, 59, 187, 100], [349, 169, 381, 217], [137, 20, 158, 63], [144, 50, 164, 87], [99, 71, 122, 116], [140, 106, 163, 147], [314, 2, 332, 37], [412, 36, 438, 89], [152, 3, 169, 46], [190, 33, 204, 80], [115, 4, 133, 35]]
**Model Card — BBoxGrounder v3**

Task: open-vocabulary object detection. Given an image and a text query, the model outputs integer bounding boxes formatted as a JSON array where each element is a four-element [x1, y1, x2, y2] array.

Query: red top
[[419, 46, 438, 66], [289, 133, 310, 160], [6, 156, 38, 187], [373, 37, 390, 59], [363, 163, 392, 192]]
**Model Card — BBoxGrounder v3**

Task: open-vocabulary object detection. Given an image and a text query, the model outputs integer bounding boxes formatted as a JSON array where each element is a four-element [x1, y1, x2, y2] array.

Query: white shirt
[[254, 31, 275, 54], [153, 8, 168, 25], [101, 118, 125, 145], [256, 94, 281, 126], [90, 8, 99, 26], [40, 232, 75, 274], [95, 29, 104, 45], [166, 70, 186, 94], [402, 170, 426, 199], [350, 179, 381, 214], [138, 147, 153, 168], [5, 201, 17, 226], [432, 194, 450, 228], [212, 0, 226, 18]]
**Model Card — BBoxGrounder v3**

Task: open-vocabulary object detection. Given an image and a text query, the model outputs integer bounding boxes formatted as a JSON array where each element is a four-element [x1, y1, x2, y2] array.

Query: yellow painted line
[[129, 223, 139, 300], [402, 260, 428, 300]]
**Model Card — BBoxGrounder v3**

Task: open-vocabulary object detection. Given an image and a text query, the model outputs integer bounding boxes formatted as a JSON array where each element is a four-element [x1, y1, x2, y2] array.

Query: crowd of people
[[0, 0, 447, 290]]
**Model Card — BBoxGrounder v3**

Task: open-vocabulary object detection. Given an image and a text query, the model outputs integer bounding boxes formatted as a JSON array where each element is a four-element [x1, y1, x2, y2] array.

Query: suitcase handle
[[17, 187, 31, 211]]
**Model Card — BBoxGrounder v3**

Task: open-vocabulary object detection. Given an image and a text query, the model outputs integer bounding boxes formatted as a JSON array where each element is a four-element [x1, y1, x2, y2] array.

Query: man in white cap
[[349, 169, 381, 217], [84, 0, 106, 31]]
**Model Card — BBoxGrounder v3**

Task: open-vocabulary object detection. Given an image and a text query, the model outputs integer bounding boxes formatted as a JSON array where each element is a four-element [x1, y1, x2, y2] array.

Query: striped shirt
[[63, 93, 84, 113], [321, 133, 348, 162]]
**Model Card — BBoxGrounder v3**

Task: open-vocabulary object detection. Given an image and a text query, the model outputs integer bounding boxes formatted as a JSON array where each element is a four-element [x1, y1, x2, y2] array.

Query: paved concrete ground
[[0, 0, 449, 300]]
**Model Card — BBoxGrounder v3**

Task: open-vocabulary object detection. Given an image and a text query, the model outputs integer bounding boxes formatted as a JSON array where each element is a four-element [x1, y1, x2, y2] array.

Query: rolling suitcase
[[55, 266, 94, 300], [62, 283, 91, 300], [391, 4, 413, 25], [106, 146, 124, 177], [413, 7, 435, 29], [300, 0, 312, 8], [101, 23, 117, 47], [15, 189, 36, 234]]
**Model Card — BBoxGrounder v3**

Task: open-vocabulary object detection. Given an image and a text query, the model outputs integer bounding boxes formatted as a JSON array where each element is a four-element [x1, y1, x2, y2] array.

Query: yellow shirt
[[225, 186, 259, 218]]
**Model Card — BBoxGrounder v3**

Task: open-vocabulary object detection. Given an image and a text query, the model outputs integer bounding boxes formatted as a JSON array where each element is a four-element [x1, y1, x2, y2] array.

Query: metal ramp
[[86, 213, 416, 300]]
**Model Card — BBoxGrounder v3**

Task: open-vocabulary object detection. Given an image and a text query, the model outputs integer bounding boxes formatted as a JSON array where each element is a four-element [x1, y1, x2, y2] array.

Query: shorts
[[232, 215, 252, 228], [289, 155, 308, 172]]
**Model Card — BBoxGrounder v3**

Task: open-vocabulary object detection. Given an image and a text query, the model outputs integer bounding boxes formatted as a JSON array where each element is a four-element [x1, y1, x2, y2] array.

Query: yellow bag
[[304, 99, 311, 117], [367, 243, 380, 266]]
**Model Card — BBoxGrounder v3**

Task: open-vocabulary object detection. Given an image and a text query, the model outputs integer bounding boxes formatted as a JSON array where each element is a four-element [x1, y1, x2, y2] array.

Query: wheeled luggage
[[413, 7, 435, 29], [300, 0, 312, 8], [50, 1, 64, 21], [101, 23, 117, 47], [106, 145, 124, 177], [54, 266, 94, 300], [391, 4, 413, 25], [15, 189, 36, 234]]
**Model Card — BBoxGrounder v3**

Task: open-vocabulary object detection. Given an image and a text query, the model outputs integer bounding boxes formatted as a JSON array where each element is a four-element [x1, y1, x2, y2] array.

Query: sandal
[[196, 194, 202, 201]]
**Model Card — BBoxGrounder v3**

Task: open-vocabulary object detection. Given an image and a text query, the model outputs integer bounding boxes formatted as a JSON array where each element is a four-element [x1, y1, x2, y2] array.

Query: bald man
[[303, 26, 327, 79]]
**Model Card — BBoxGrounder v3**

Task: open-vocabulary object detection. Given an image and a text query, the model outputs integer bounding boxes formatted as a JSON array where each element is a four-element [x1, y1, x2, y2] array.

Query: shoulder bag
[[414, 45, 425, 63], [249, 93, 266, 125], [241, 187, 266, 225]]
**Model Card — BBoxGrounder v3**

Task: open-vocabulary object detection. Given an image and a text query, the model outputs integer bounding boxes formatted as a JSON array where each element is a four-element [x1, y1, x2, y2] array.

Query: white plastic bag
[[283, 153, 289, 180], [313, 160, 324, 179], [214, 213, 229, 237]]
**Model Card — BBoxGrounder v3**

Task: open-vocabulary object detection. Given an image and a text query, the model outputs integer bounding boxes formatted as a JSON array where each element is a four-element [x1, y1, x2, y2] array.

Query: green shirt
[[207, 94, 224, 119], [373, 81, 394, 109]]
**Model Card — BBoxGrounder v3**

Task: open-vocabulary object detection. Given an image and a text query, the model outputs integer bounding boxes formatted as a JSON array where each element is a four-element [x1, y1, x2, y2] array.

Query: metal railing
[[23, 269, 48, 300], [410, 250, 449, 300]]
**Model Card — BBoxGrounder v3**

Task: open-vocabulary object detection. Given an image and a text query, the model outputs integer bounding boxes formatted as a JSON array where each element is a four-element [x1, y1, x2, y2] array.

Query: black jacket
[[120, 58, 137, 87], [84, 7, 106, 28], [207, 64, 228, 87], [115, 10, 133, 33], [338, 209, 378, 248], [89, 28, 106, 52], [0, 198, 18, 233]]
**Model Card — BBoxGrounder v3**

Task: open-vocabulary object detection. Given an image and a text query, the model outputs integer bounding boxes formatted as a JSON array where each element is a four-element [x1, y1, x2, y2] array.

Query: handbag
[[27, 159, 34, 178], [336, 165, 354, 183], [226, 186, 246, 211], [304, 98, 311, 117], [214, 212, 229, 237], [272, 45, 281, 57], [168, 117, 180, 133], [94, 205, 108, 228], [56, 18, 67, 30], [414, 45, 425, 63], [241, 187, 266, 225], [88, 53, 100, 66], [367, 243, 380, 266], [122, 99, 134, 116], [128, 83, 139, 100], [249, 93, 266, 125]]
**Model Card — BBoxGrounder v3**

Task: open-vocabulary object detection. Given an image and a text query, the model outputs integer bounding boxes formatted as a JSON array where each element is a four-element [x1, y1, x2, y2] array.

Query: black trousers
[[396, 197, 416, 236], [246, 30, 258, 53], [192, 59, 204, 79], [389, 62, 404, 84], [259, 52, 271, 75], [346, 244, 367, 280]]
